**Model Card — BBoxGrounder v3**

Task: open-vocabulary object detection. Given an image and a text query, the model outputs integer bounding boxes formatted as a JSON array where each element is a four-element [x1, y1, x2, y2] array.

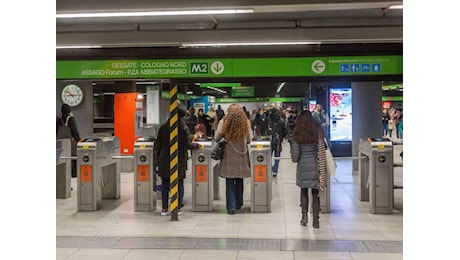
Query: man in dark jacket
[[57, 104, 82, 178], [155, 104, 199, 216], [261, 107, 288, 177], [216, 105, 225, 123]]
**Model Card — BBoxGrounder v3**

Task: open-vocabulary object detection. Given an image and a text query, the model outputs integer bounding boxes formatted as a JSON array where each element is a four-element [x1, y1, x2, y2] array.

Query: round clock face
[[61, 84, 83, 107]]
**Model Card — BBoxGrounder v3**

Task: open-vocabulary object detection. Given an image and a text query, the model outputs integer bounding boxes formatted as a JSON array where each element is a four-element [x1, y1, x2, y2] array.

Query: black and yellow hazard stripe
[[169, 84, 179, 220]]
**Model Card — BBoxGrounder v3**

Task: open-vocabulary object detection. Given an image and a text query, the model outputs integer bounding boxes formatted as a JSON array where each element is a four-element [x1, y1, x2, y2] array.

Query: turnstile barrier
[[249, 136, 272, 213], [359, 137, 394, 214], [56, 139, 71, 199], [133, 137, 156, 212], [191, 140, 214, 212], [77, 137, 121, 211], [319, 173, 331, 213]]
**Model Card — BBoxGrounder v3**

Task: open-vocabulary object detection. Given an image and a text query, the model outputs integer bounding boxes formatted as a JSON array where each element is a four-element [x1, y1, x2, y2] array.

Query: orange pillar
[[114, 93, 139, 155]]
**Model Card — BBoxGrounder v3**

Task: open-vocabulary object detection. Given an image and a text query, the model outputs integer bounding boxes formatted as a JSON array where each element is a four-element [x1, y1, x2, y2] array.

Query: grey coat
[[214, 118, 252, 179], [290, 140, 319, 189]]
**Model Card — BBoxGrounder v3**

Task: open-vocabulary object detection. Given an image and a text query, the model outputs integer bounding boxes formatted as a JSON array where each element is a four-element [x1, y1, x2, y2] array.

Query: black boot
[[300, 189, 308, 226], [313, 203, 320, 228]]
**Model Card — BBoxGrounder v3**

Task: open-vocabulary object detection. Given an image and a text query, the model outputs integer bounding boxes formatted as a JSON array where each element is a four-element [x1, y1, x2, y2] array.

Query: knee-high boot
[[312, 189, 320, 228], [300, 188, 308, 226]]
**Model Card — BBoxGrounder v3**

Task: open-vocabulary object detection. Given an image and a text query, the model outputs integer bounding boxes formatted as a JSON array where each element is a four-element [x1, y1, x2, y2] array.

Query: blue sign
[[362, 64, 370, 72], [351, 64, 360, 72], [372, 64, 381, 72], [340, 64, 349, 73]]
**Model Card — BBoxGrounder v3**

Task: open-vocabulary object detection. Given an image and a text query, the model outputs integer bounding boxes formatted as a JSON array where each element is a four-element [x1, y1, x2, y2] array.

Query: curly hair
[[221, 104, 250, 141]]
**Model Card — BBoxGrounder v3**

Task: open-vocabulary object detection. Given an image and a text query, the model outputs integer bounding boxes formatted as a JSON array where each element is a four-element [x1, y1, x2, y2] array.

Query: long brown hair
[[292, 110, 324, 144], [221, 104, 250, 141]]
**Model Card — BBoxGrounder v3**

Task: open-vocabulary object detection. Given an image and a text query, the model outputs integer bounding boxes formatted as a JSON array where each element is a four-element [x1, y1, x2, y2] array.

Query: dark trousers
[[161, 177, 184, 210], [300, 188, 320, 213], [71, 160, 77, 178], [225, 178, 244, 211]]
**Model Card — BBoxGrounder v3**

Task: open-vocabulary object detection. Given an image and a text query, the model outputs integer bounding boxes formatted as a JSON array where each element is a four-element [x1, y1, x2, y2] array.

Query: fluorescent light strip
[[206, 86, 227, 94], [389, 4, 403, 9], [276, 82, 286, 93], [56, 45, 102, 49], [182, 41, 320, 47], [56, 9, 254, 19]]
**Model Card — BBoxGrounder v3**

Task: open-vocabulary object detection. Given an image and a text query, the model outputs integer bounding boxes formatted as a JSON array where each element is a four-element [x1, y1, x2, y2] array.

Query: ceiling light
[[389, 4, 403, 9], [56, 9, 254, 19], [206, 86, 227, 94], [136, 82, 158, 85], [56, 45, 102, 49], [182, 41, 320, 47], [276, 82, 286, 93]]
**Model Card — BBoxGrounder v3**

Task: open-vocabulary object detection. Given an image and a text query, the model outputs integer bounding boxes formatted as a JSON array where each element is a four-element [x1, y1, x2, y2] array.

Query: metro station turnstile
[[359, 137, 394, 214], [191, 140, 215, 212], [56, 139, 71, 199], [249, 136, 272, 213], [77, 137, 121, 211], [133, 137, 156, 212], [319, 173, 331, 213]]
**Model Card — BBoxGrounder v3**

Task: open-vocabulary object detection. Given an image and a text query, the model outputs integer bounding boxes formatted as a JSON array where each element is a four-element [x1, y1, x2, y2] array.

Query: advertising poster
[[308, 99, 317, 112], [329, 88, 352, 141]]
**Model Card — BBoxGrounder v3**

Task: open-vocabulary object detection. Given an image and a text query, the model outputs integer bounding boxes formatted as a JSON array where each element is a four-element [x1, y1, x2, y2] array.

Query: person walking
[[392, 108, 402, 139], [185, 107, 197, 135], [312, 104, 330, 144], [290, 110, 326, 228], [388, 107, 395, 139], [382, 108, 391, 137], [214, 104, 252, 214], [197, 108, 213, 138], [57, 104, 82, 178], [155, 104, 199, 216], [261, 107, 288, 177], [207, 106, 217, 137], [254, 108, 265, 136], [216, 105, 225, 124]]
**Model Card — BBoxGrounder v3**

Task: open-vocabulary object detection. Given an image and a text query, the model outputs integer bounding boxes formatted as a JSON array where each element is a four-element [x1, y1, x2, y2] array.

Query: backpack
[[57, 116, 77, 155], [267, 119, 281, 151], [216, 109, 224, 121]]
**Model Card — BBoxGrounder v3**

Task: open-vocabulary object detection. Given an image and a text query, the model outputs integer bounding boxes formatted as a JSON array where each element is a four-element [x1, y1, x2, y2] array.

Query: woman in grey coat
[[214, 104, 253, 214], [290, 110, 326, 228]]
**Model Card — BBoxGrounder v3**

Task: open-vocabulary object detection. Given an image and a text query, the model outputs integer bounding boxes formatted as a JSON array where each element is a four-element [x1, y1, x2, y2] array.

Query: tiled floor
[[56, 141, 403, 259]]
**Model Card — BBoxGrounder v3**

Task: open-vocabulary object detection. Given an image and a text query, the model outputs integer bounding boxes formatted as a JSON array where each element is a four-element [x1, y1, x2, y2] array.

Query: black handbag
[[211, 139, 226, 160]]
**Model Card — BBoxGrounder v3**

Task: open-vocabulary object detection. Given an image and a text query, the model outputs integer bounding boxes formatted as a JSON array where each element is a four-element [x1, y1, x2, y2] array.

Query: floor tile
[[122, 249, 183, 260], [180, 249, 238, 260]]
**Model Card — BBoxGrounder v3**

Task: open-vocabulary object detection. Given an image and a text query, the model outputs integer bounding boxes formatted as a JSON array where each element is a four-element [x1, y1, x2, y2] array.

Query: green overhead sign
[[232, 86, 254, 97], [56, 55, 402, 79], [216, 97, 303, 103]]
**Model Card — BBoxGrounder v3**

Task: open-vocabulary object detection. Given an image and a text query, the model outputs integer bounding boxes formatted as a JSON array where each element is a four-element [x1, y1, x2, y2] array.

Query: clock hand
[[66, 90, 74, 97]]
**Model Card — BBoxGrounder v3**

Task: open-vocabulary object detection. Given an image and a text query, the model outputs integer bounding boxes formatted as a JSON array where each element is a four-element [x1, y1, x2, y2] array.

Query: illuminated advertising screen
[[329, 88, 352, 141], [308, 99, 316, 112]]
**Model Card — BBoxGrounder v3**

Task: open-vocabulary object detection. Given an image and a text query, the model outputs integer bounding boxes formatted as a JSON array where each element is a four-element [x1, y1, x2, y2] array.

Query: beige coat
[[214, 118, 253, 179]]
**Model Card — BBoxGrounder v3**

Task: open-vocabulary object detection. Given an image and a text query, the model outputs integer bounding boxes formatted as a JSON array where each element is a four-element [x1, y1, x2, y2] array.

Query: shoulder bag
[[211, 139, 226, 160], [324, 138, 336, 176]]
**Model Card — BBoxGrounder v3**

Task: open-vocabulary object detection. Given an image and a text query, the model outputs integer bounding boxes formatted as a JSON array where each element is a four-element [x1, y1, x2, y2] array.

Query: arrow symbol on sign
[[211, 61, 224, 75], [214, 63, 222, 72], [314, 63, 324, 70], [311, 60, 326, 74]]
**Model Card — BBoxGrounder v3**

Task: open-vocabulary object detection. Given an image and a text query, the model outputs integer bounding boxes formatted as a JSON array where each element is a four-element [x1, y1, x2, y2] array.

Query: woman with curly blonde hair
[[214, 104, 253, 214]]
